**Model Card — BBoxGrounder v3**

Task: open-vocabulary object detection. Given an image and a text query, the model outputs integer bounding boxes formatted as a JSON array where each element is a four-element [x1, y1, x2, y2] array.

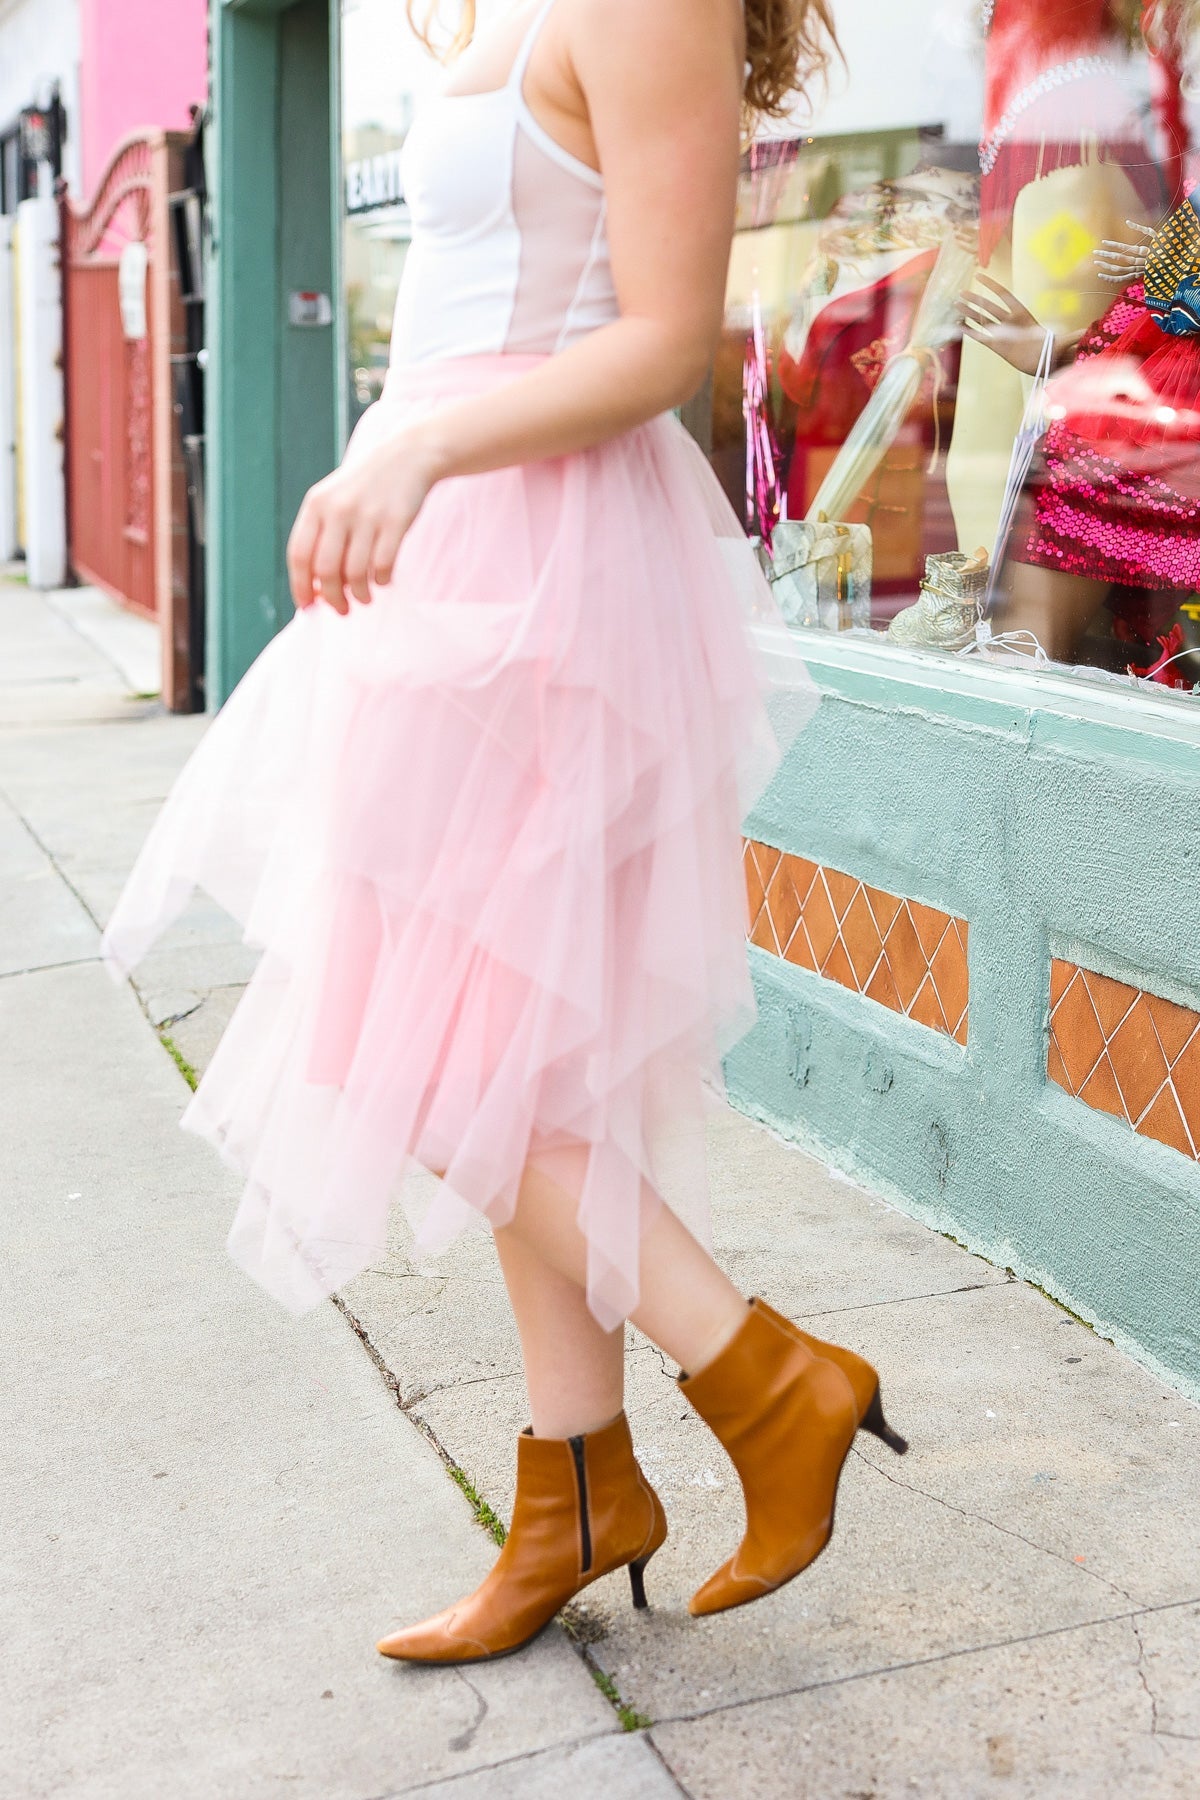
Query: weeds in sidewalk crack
[[448, 1465, 507, 1547], [159, 1030, 198, 1091], [589, 1665, 652, 1733]]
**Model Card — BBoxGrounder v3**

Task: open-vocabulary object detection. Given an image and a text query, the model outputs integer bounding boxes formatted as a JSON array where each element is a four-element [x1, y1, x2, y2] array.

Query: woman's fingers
[[312, 510, 352, 615], [1125, 218, 1156, 238], [370, 522, 405, 591], [286, 500, 321, 609], [342, 518, 378, 608]]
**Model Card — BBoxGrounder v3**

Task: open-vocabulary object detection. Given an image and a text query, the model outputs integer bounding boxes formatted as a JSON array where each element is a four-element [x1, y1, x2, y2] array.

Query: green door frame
[[207, 0, 341, 706]]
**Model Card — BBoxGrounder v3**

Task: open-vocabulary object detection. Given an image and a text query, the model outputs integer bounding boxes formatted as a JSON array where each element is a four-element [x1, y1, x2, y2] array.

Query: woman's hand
[[285, 428, 442, 613], [956, 274, 1055, 375], [1096, 219, 1155, 286]]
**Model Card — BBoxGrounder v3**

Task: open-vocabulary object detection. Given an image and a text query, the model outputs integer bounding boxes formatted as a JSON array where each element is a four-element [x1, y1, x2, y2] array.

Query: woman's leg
[[493, 1225, 625, 1438], [500, 1147, 748, 1377]]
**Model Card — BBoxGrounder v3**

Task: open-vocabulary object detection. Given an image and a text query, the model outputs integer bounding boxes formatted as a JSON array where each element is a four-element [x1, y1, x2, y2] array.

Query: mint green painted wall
[[729, 646, 1200, 1396], [208, 0, 338, 706]]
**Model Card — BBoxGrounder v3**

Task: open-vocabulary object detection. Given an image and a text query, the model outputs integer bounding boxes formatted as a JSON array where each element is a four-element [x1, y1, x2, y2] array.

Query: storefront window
[[340, 0, 422, 426], [711, 2, 1200, 698]]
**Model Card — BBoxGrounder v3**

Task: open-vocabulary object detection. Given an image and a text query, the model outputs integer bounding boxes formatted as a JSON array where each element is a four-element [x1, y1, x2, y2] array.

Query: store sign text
[[346, 149, 405, 215]]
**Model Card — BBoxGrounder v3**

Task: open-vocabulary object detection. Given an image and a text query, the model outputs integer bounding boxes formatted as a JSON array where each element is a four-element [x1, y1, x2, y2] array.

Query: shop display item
[[768, 519, 872, 632], [1020, 190, 1200, 594], [808, 231, 977, 529], [888, 548, 991, 650], [978, 0, 1164, 265]]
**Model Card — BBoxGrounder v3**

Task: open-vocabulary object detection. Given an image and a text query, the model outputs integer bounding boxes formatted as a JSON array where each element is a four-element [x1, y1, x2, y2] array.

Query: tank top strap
[[506, 0, 562, 95]]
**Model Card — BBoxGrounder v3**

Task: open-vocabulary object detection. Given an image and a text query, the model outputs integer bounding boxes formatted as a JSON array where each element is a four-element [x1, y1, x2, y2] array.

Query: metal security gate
[[60, 129, 201, 710]]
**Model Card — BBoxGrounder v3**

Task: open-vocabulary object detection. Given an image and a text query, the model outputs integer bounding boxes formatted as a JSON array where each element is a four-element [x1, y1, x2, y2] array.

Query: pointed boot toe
[[376, 1607, 490, 1664], [376, 1413, 667, 1666], [687, 1557, 772, 1617]]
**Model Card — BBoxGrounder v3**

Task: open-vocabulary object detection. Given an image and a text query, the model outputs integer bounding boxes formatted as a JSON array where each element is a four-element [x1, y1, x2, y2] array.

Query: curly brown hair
[[406, 0, 841, 120], [743, 0, 840, 120]]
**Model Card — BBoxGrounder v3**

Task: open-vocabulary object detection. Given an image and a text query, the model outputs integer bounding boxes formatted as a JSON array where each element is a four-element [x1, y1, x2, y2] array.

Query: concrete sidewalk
[[3, 578, 1200, 1799]]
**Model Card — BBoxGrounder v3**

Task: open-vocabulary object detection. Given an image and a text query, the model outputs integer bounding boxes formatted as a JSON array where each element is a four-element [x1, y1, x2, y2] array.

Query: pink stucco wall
[[79, 0, 208, 196]]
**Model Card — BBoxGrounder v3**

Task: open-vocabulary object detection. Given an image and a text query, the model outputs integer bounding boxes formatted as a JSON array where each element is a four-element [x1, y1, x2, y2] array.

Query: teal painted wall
[[729, 642, 1200, 1398], [208, 0, 338, 706]]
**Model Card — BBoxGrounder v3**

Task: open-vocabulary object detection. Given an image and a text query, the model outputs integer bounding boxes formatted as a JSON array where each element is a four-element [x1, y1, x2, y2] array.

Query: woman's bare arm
[[287, 0, 744, 611]]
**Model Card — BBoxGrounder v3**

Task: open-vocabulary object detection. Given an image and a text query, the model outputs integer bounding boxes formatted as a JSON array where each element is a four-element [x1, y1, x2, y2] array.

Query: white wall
[[781, 0, 985, 144], [0, 0, 83, 194]]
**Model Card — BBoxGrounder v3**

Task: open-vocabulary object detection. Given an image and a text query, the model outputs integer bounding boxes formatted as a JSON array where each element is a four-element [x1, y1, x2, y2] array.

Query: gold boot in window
[[888, 549, 990, 651]]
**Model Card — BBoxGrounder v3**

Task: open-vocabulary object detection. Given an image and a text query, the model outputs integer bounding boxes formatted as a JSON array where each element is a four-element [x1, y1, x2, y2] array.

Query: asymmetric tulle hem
[[102, 355, 817, 1328]]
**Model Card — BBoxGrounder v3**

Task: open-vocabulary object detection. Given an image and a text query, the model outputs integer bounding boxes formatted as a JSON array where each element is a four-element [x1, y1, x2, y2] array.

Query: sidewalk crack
[[851, 1443, 1140, 1607], [647, 1592, 1200, 1730], [448, 1669, 489, 1754], [796, 1278, 1008, 1322]]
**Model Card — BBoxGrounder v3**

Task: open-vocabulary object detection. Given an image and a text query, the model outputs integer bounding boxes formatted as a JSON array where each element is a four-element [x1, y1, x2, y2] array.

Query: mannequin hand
[[1096, 220, 1154, 286], [286, 429, 441, 613], [956, 275, 1053, 376]]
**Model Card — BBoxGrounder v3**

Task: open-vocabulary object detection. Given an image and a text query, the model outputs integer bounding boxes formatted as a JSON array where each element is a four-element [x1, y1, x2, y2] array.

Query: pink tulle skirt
[[102, 355, 815, 1327]]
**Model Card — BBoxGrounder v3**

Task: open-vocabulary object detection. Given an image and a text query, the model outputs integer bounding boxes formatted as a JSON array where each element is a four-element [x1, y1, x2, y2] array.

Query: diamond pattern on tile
[[743, 842, 970, 1043], [1047, 959, 1200, 1163]]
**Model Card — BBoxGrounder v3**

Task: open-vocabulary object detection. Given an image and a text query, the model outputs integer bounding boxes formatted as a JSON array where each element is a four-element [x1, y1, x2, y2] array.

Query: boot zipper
[[568, 1435, 593, 1574]]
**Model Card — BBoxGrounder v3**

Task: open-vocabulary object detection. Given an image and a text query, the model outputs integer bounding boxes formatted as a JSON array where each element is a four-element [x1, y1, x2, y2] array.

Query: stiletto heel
[[860, 1386, 908, 1455], [628, 1556, 650, 1610]]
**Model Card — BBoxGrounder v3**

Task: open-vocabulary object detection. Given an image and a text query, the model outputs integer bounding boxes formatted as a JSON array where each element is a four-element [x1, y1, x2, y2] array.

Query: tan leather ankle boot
[[754, 1298, 909, 1454], [680, 1297, 906, 1617], [376, 1411, 667, 1664]]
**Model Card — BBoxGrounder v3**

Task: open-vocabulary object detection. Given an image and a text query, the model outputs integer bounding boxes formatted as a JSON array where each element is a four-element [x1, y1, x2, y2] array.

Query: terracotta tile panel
[[841, 888, 884, 988], [1171, 1028, 1200, 1147], [823, 867, 859, 924], [931, 930, 969, 1037], [783, 920, 818, 972], [908, 900, 953, 961], [864, 885, 903, 935], [1106, 996, 1170, 1125], [883, 906, 927, 1011], [866, 959, 902, 1014], [748, 840, 781, 898], [802, 876, 839, 970], [1139, 1085, 1195, 1159], [1049, 975, 1105, 1095], [1046, 958, 1200, 1165], [765, 856, 802, 958], [742, 842, 970, 1045], [785, 854, 820, 909], [1078, 1053, 1127, 1124], [908, 975, 950, 1036], [1081, 968, 1139, 1039], [1146, 992, 1200, 1064], [819, 937, 856, 993], [749, 906, 779, 956], [1049, 957, 1073, 1008], [1047, 1036, 1071, 1093], [744, 842, 766, 927]]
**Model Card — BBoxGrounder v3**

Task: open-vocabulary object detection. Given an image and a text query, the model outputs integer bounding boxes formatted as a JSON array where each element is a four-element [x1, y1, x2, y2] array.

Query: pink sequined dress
[[1020, 281, 1200, 590], [100, 0, 814, 1327]]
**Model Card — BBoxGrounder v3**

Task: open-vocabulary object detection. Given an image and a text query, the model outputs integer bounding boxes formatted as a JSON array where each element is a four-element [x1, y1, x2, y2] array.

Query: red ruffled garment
[[979, 0, 1166, 264], [1020, 281, 1200, 589]]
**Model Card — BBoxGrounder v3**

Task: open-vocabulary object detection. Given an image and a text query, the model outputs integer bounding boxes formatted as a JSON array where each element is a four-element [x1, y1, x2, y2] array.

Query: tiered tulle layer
[[102, 355, 814, 1327]]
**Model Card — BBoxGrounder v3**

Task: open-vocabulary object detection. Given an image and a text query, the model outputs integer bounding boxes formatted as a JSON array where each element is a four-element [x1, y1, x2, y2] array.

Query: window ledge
[[757, 624, 1200, 764]]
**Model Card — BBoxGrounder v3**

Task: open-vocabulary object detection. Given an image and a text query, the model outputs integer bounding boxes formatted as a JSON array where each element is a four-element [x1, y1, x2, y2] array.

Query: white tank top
[[390, 0, 618, 367]]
